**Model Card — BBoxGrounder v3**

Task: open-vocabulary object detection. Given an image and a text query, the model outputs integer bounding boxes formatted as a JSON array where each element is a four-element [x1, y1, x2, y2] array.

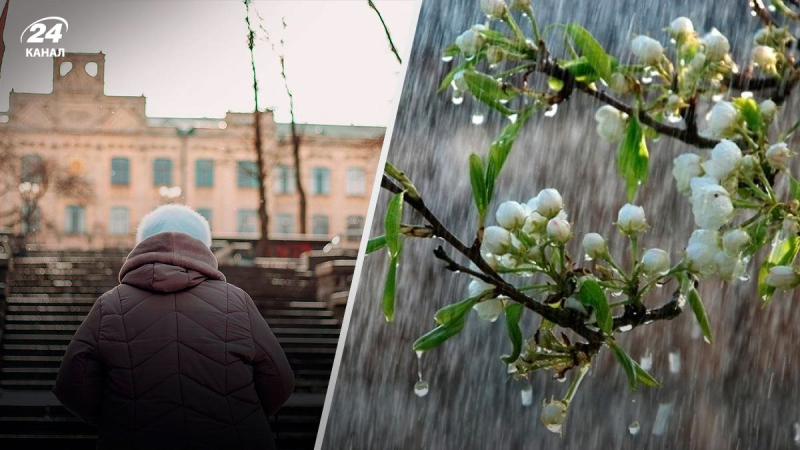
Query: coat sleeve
[[244, 292, 295, 416], [53, 296, 105, 425]]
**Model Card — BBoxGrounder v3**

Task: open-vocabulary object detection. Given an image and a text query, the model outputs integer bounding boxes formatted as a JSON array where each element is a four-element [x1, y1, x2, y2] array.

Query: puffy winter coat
[[53, 232, 295, 449]]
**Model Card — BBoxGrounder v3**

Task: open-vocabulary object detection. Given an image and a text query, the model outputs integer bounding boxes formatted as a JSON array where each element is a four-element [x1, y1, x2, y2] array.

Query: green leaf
[[438, 60, 473, 93], [734, 97, 763, 133], [759, 236, 800, 306], [617, 117, 649, 202], [609, 340, 660, 390], [412, 315, 468, 352], [501, 303, 524, 364], [385, 192, 404, 258], [463, 70, 516, 115], [579, 279, 612, 335], [366, 235, 387, 254], [634, 362, 661, 388], [469, 154, 488, 220], [382, 256, 398, 322], [686, 287, 713, 343], [547, 77, 565, 92], [789, 174, 800, 202], [558, 57, 600, 83], [442, 43, 460, 58], [485, 107, 533, 205], [434, 296, 479, 326], [564, 23, 613, 81]]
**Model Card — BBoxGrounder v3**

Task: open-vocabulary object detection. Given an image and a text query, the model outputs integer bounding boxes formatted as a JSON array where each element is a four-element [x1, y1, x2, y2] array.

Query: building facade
[[0, 52, 384, 249]]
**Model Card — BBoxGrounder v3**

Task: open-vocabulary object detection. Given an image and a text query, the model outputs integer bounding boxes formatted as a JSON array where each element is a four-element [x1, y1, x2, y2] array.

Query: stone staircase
[[0, 250, 344, 449]]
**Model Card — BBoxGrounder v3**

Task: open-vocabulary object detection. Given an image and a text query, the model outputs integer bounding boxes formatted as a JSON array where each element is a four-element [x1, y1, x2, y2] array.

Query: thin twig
[[368, 0, 403, 64], [750, 0, 778, 26]]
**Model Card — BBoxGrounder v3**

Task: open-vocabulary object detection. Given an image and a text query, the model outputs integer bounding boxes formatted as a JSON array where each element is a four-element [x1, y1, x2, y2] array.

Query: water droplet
[[741, 91, 754, 99], [498, 98, 509, 104], [414, 380, 429, 397], [652, 403, 674, 436], [668, 351, 681, 374], [441, 55, 454, 62], [640, 350, 653, 371], [629, 420, 641, 435], [544, 423, 563, 434], [521, 385, 533, 406], [415, 350, 423, 359], [641, 75, 653, 84], [544, 104, 558, 117], [507, 113, 519, 123], [667, 114, 683, 124], [451, 90, 464, 105], [610, 290, 623, 298], [471, 112, 485, 125], [507, 364, 518, 374], [751, 10, 757, 16], [703, 335, 712, 344], [712, 94, 724, 102]]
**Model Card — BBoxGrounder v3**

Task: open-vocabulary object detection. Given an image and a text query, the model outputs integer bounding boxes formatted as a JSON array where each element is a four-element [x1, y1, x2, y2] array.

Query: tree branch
[[367, 0, 403, 65]]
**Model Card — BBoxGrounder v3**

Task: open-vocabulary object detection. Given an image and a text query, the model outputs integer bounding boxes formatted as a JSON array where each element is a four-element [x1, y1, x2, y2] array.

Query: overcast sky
[[1, 0, 418, 126]]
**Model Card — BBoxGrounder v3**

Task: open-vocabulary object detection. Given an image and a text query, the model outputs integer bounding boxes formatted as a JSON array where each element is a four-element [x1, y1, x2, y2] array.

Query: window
[[311, 214, 329, 235], [274, 165, 295, 194], [275, 214, 294, 234], [237, 161, 260, 188], [20, 203, 40, 234], [20, 155, 44, 184], [109, 206, 130, 235], [237, 209, 258, 234], [195, 160, 214, 187], [311, 167, 331, 195], [111, 157, 130, 185], [153, 158, 172, 186], [346, 215, 364, 242], [65, 205, 86, 235], [346, 167, 366, 196], [196, 208, 213, 230]]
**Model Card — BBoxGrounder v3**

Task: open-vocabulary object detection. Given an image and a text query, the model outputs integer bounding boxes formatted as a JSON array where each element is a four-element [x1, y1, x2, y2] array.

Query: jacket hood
[[119, 232, 225, 293]]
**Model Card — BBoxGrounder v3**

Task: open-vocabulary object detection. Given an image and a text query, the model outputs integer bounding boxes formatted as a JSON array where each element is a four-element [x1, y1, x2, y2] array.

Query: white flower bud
[[641, 248, 671, 274], [754, 28, 771, 45], [672, 153, 704, 195], [765, 142, 793, 169], [631, 35, 664, 65], [521, 211, 547, 235], [691, 183, 734, 230], [609, 72, 628, 94], [713, 251, 742, 281], [701, 140, 742, 181], [760, 99, 777, 122], [480, 0, 506, 18], [582, 233, 607, 259], [468, 279, 494, 298], [707, 102, 739, 137], [456, 29, 483, 56], [541, 397, 568, 434], [753, 45, 777, 70], [594, 105, 627, 142], [510, 0, 531, 9], [495, 201, 527, 229], [764, 265, 800, 289], [483, 226, 511, 254], [534, 188, 563, 218], [667, 94, 682, 110], [690, 52, 707, 71], [701, 28, 730, 61], [685, 229, 721, 274], [546, 218, 571, 243], [668, 17, 694, 40], [742, 155, 758, 172], [722, 229, 750, 256], [473, 297, 505, 322], [617, 204, 647, 235]]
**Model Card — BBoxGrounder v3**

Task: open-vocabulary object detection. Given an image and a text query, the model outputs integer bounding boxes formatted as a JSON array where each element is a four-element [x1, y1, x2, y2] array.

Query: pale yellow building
[[0, 52, 383, 249]]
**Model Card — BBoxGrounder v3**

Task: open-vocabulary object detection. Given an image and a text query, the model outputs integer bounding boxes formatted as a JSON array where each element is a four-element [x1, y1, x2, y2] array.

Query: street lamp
[[158, 185, 182, 202], [18, 181, 41, 234]]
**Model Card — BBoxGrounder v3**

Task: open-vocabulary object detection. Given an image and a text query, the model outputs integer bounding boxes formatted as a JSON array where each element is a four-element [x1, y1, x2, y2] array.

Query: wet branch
[[367, 0, 403, 65], [749, 0, 778, 26]]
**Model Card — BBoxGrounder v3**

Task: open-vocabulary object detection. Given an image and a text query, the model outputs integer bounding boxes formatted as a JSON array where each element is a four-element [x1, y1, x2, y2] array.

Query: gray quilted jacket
[[53, 232, 295, 449]]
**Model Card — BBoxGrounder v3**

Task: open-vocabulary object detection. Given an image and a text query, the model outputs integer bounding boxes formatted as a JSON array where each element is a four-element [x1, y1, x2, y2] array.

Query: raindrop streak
[[414, 351, 429, 397], [628, 420, 641, 436], [793, 422, 800, 446], [520, 384, 533, 407], [640, 350, 653, 371], [668, 351, 681, 374], [652, 403, 674, 436]]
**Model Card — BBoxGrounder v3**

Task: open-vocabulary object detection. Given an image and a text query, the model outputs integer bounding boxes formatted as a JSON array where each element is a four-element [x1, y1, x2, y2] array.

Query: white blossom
[[480, 0, 506, 18], [609, 72, 628, 94], [468, 279, 494, 297], [764, 265, 800, 289], [668, 17, 694, 40], [582, 233, 606, 259], [722, 229, 750, 256], [546, 218, 571, 243], [701, 28, 730, 61], [483, 226, 511, 254], [495, 201, 527, 229], [672, 153, 704, 194], [707, 102, 739, 137], [701, 140, 742, 181], [617, 204, 647, 235], [760, 99, 777, 122], [765, 142, 793, 169], [753, 45, 777, 71], [685, 230, 721, 275], [631, 35, 664, 65], [473, 298, 505, 322], [533, 188, 563, 218], [522, 211, 547, 235], [641, 248, 671, 274], [456, 29, 483, 55], [713, 251, 742, 281], [690, 52, 707, 71], [594, 105, 627, 142], [691, 183, 734, 230]]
